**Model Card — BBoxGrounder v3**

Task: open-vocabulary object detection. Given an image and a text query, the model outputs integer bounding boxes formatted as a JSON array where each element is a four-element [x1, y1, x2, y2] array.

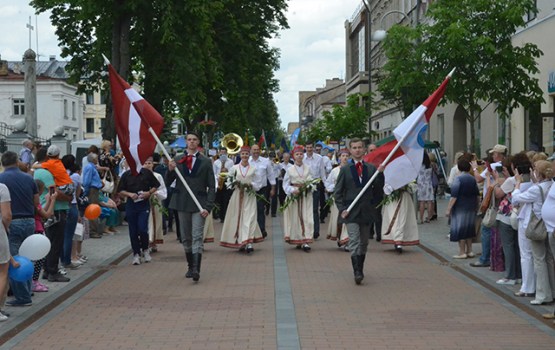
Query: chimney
[[49, 55, 56, 61]]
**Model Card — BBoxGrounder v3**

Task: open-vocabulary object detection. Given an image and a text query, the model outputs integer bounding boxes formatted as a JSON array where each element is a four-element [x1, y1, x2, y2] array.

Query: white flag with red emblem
[[107, 65, 165, 175], [365, 71, 452, 191]]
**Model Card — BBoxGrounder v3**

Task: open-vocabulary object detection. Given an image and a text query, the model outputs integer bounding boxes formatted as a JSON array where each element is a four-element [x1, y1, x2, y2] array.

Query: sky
[[0, 0, 363, 130]]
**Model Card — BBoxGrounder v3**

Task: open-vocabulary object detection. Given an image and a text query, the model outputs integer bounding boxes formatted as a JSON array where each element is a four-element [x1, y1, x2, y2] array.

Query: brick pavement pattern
[[5, 212, 555, 350]]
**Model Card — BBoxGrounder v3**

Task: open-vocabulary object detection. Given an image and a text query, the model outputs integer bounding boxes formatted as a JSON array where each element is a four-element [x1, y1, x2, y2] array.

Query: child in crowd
[[32, 179, 57, 292]]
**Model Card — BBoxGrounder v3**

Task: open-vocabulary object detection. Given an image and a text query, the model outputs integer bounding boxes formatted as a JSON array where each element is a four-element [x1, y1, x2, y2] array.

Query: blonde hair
[[534, 160, 553, 180], [428, 152, 437, 163], [532, 152, 547, 163], [100, 140, 112, 150], [526, 150, 536, 162]]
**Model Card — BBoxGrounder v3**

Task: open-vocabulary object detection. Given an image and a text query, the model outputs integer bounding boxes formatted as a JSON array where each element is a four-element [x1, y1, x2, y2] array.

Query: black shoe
[[470, 261, 490, 267], [395, 245, 403, 254], [185, 252, 193, 278], [246, 244, 254, 254], [376, 236, 381, 242], [314, 232, 320, 239], [302, 244, 311, 252], [320, 219, 325, 224], [41, 272, 49, 280], [296, 245, 302, 249], [262, 231, 268, 239], [48, 273, 70, 282], [351, 256, 363, 285]]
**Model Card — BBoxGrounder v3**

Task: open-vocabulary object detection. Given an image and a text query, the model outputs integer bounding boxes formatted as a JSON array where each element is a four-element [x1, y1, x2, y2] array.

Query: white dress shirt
[[322, 155, 332, 177], [213, 157, 235, 176], [303, 153, 326, 180], [249, 156, 276, 187]]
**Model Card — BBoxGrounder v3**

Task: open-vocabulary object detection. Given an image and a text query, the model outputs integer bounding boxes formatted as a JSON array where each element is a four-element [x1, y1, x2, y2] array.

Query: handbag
[[74, 223, 84, 238], [102, 171, 115, 194], [525, 185, 548, 241]]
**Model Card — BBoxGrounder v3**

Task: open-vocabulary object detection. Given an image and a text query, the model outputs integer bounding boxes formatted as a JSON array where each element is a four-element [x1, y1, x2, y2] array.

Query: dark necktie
[[356, 162, 362, 178]]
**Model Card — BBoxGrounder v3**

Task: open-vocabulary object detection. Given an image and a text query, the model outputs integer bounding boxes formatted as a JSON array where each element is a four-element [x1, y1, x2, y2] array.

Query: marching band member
[[213, 148, 234, 223]]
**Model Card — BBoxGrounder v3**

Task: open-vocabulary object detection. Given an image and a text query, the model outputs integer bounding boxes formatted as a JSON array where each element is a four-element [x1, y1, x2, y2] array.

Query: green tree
[[304, 93, 372, 143], [32, 0, 288, 143], [378, 0, 544, 153]]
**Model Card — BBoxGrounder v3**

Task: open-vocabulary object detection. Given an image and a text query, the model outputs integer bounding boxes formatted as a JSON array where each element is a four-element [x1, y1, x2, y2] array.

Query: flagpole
[[146, 127, 204, 212], [102, 53, 204, 212], [346, 69, 455, 213]]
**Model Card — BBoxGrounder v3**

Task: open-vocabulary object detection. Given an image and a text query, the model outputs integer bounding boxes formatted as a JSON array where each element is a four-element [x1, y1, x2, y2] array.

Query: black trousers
[[45, 210, 67, 275], [215, 188, 232, 220], [256, 186, 269, 233]]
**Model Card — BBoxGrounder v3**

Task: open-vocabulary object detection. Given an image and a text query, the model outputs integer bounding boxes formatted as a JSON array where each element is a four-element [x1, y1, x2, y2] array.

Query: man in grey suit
[[167, 132, 215, 282], [334, 138, 382, 285]]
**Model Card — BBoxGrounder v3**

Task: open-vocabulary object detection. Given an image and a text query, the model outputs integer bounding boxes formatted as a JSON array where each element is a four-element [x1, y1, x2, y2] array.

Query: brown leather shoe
[[542, 313, 555, 319]]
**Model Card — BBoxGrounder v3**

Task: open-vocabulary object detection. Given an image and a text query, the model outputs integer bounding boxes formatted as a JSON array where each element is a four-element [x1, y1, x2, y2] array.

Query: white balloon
[[19, 234, 51, 261]]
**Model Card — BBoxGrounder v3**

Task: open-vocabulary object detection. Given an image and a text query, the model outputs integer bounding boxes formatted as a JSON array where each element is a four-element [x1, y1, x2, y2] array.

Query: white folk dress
[[283, 164, 314, 245], [220, 164, 263, 248], [381, 190, 419, 246], [203, 213, 215, 243], [324, 166, 348, 245], [149, 172, 167, 245]]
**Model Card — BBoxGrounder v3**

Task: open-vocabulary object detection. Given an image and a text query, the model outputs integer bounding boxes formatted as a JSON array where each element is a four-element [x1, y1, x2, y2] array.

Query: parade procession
[[1, 0, 555, 349]]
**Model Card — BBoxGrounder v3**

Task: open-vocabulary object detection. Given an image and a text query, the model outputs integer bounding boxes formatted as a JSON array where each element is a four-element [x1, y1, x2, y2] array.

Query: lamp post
[[361, 0, 372, 135], [372, 10, 411, 42]]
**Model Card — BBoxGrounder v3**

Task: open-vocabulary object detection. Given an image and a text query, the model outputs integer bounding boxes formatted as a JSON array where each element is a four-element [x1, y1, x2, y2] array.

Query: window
[[13, 98, 25, 116], [72, 101, 76, 120], [86, 118, 95, 133], [86, 92, 94, 104], [64, 99, 68, 119], [358, 29, 365, 72], [100, 118, 106, 132], [100, 90, 107, 105]]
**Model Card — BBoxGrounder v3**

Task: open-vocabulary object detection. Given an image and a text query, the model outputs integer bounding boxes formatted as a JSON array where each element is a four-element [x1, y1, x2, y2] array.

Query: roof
[[6, 59, 70, 79]]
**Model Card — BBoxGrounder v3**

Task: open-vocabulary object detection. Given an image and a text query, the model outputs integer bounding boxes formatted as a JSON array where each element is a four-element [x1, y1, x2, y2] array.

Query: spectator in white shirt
[[278, 152, 293, 209], [304, 142, 326, 238], [249, 144, 276, 238]]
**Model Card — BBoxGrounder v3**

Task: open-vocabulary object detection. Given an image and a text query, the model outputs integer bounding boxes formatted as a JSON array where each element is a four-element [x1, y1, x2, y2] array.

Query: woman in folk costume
[[144, 156, 167, 252], [380, 182, 419, 254], [283, 145, 316, 252], [325, 148, 350, 248], [220, 146, 264, 253]]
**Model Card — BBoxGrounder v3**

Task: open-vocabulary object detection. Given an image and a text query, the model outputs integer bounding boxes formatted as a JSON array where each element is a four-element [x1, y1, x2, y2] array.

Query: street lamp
[[371, 10, 411, 42]]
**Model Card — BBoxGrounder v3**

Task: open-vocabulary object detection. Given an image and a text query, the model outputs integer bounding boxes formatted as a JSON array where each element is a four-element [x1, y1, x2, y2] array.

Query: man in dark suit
[[166, 132, 215, 282], [334, 138, 382, 285]]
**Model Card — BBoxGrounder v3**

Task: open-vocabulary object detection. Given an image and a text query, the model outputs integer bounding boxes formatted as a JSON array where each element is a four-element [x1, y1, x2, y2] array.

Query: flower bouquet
[[279, 178, 321, 212], [225, 171, 268, 204]]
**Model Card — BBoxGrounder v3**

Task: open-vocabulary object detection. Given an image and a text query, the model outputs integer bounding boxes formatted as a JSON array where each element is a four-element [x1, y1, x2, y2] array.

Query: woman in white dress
[[220, 146, 263, 253], [144, 156, 167, 252], [283, 145, 314, 252], [325, 149, 350, 247], [381, 182, 419, 254]]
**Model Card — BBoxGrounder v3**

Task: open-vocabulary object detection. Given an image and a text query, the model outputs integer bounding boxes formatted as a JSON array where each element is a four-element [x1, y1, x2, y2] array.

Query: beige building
[[298, 78, 346, 132], [82, 90, 107, 139]]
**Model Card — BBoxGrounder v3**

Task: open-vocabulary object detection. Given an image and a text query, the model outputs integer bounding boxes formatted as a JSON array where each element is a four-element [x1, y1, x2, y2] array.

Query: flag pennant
[[280, 137, 290, 153], [365, 74, 451, 190], [108, 64, 165, 175]]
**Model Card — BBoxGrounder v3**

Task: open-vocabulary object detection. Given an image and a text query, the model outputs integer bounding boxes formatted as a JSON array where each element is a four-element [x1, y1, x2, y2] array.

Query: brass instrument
[[218, 169, 228, 190], [221, 133, 243, 155]]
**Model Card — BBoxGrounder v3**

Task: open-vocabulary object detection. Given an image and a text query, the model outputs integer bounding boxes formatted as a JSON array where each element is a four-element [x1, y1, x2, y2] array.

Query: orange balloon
[[84, 204, 101, 220]]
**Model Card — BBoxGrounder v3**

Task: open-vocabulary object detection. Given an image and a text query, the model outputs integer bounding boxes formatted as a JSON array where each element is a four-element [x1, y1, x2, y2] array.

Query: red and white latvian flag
[[108, 65, 164, 175], [365, 71, 452, 191]]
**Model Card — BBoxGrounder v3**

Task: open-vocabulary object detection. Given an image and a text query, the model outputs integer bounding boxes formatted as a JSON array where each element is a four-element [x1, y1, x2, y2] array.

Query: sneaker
[[0, 313, 7, 322], [72, 259, 86, 265], [48, 273, 70, 282], [43, 216, 59, 228], [496, 278, 516, 285], [466, 252, 476, 258], [58, 268, 67, 275], [143, 250, 152, 263], [78, 255, 88, 261], [6, 299, 32, 307], [64, 262, 81, 270], [132, 254, 141, 265], [32, 281, 49, 293]]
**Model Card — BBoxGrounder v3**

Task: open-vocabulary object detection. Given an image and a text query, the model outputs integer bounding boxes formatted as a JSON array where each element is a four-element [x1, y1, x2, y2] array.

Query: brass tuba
[[221, 133, 243, 155]]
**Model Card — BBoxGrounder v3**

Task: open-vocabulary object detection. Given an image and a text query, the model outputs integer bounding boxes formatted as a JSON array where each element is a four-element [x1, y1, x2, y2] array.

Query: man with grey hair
[[82, 153, 104, 238], [19, 139, 34, 172]]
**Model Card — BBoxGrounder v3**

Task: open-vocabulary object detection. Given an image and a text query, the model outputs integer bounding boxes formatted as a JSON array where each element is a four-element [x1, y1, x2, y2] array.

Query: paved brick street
[[1, 199, 555, 349]]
